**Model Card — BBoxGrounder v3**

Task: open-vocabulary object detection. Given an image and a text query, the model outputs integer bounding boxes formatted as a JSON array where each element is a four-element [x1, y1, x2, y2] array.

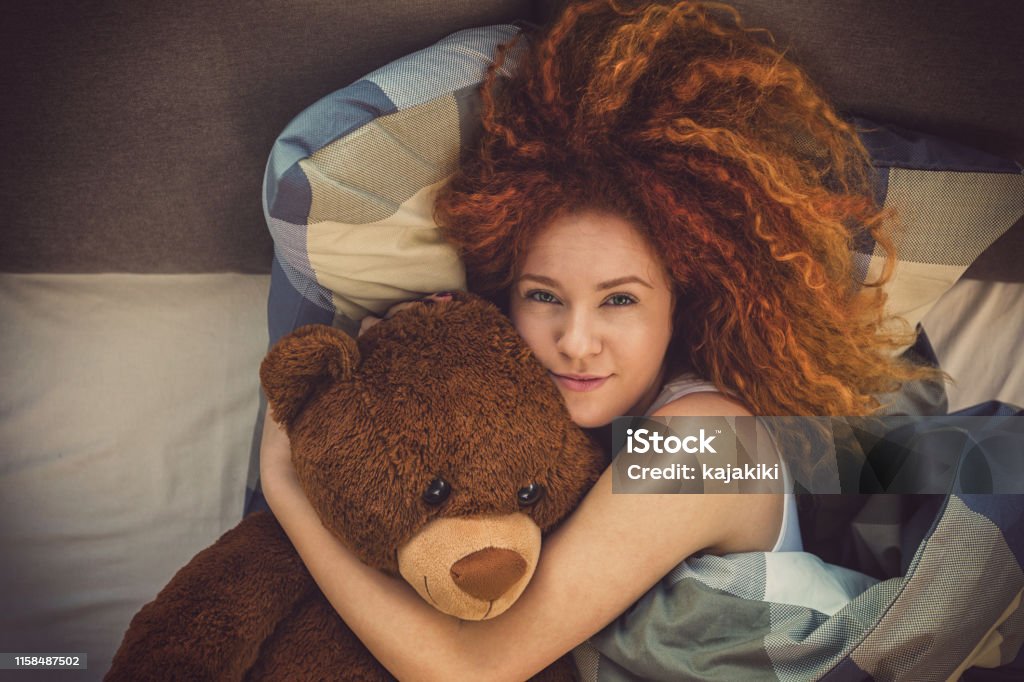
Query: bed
[[0, 1, 1021, 679]]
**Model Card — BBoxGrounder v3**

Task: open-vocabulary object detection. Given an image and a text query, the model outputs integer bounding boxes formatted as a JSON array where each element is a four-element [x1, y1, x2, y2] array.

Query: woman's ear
[[259, 325, 359, 431]]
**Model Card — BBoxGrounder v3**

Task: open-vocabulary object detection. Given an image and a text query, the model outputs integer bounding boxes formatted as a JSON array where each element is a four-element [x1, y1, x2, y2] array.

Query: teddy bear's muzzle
[[396, 513, 542, 621]]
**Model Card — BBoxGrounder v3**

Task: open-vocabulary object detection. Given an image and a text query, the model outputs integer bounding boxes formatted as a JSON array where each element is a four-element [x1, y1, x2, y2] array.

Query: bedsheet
[[0, 273, 269, 679]]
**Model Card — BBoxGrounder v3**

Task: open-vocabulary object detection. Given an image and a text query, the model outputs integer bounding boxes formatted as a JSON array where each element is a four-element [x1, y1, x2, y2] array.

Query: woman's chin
[[563, 399, 614, 429], [556, 379, 635, 429]]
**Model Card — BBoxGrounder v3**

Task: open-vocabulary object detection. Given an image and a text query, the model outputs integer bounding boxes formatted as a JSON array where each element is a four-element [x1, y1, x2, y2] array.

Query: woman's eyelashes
[[604, 293, 637, 306], [523, 290, 639, 307], [525, 289, 559, 304]]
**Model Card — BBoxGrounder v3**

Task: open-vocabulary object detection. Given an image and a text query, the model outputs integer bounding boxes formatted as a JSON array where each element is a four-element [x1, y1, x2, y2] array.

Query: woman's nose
[[555, 309, 601, 360]]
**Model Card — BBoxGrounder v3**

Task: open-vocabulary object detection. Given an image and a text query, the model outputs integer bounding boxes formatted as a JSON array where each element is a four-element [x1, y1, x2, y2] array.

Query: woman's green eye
[[528, 290, 558, 304], [606, 294, 636, 306]]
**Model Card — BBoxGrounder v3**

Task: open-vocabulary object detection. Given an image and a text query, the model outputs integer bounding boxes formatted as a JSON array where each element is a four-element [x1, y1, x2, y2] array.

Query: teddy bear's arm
[[106, 511, 318, 682]]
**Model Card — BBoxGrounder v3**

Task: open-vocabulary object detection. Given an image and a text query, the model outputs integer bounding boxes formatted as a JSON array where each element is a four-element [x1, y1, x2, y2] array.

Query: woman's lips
[[551, 372, 609, 392]]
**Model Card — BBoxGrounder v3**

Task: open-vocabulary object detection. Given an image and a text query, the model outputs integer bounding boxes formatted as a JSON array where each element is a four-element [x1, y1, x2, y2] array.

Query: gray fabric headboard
[[1, 0, 1021, 274], [537, 0, 1024, 163], [0, 0, 538, 274]]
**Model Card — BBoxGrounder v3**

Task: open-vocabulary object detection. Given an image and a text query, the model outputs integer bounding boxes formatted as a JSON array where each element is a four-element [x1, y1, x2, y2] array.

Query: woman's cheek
[[625, 317, 671, 352], [513, 312, 554, 361]]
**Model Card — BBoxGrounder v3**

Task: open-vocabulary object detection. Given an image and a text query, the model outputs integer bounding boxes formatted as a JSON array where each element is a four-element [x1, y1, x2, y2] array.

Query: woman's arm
[[260, 393, 782, 682]]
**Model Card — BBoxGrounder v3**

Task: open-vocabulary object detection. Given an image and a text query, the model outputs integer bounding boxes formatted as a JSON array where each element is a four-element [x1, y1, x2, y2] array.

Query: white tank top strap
[[644, 373, 803, 553], [646, 374, 721, 414], [772, 450, 803, 552]]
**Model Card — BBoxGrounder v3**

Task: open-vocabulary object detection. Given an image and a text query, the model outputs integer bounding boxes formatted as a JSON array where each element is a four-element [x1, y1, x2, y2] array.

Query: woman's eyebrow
[[597, 275, 654, 290], [517, 273, 653, 290], [518, 273, 559, 287]]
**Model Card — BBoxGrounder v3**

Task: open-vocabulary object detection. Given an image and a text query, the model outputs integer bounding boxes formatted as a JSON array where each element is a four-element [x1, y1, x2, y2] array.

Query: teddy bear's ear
[[259, 325, 359, 430]]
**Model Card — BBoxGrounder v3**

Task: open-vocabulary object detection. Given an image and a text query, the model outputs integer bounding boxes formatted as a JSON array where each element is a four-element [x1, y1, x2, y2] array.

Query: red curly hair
[[436, 0, 931, 416]]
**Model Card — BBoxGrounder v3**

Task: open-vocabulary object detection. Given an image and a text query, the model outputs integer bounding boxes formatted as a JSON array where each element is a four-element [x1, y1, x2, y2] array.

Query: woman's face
[[510, 210, 675, 428]]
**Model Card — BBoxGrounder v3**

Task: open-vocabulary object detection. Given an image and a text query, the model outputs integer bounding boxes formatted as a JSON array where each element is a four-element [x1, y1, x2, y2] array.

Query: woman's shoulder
[[647, 377, 799, 555]]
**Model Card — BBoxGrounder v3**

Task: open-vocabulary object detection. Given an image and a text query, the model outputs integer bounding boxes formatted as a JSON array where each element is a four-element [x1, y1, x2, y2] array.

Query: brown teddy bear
[[107, 292, 604, 681]]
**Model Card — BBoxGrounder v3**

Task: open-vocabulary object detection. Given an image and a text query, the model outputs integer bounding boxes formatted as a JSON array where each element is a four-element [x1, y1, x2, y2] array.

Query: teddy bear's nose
[[449, 547, 527, 601]]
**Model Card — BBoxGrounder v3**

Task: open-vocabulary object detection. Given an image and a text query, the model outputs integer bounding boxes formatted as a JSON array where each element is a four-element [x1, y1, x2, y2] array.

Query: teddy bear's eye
[[423, 477, 451, 506], [517, 483, 545, 507]]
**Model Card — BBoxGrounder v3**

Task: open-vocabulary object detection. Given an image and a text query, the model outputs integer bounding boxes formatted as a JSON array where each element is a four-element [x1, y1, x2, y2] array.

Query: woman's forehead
[[519, 210, 670, 285]]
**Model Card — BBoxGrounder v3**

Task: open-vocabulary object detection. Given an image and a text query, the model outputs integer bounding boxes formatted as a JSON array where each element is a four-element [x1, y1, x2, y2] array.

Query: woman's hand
[[357, 292, 454, 336]]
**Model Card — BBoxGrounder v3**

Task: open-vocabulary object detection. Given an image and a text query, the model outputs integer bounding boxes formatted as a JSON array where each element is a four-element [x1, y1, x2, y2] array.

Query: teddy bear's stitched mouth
[[423, 575, 495, 618], [422, 576, 437, 606]]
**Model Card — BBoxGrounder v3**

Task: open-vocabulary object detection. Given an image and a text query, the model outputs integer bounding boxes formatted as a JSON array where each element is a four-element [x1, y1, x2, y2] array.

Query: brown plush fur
[[107, 292, 602, 681]]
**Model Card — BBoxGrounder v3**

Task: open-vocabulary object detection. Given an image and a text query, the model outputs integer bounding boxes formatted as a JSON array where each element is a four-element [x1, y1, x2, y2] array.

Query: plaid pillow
[[262, 24, 525, 341]]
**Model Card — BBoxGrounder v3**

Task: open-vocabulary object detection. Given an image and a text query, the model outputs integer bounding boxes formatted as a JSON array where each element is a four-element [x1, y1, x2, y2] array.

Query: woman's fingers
[[358, 314, 384, 337], [383, 300, 421, 319], [360, 292, 456, 337], [384, 293, 454, 317]]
